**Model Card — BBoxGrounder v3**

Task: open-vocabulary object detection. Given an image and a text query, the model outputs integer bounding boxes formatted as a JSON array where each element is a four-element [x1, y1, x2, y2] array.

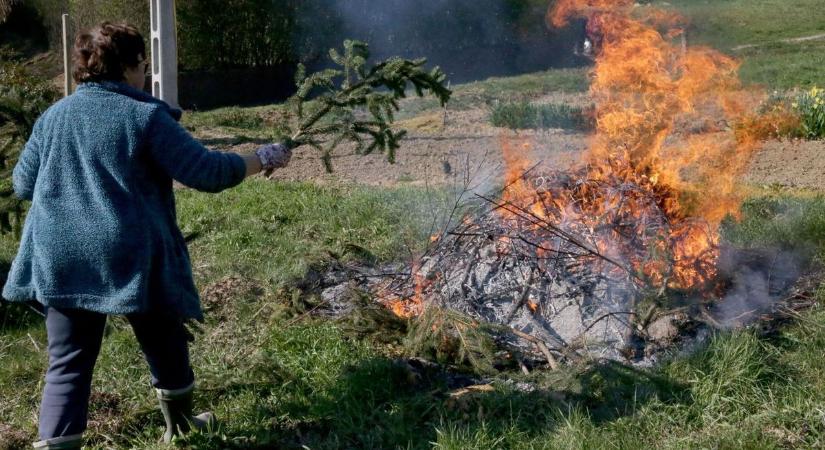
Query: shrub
[[490, 101, 595, 131], [209, 107, 264, 129], [793, 86, 825, 139], [0, 56, 58, 234], [736, 97, 803, 141], [736, 88, 825, 141]]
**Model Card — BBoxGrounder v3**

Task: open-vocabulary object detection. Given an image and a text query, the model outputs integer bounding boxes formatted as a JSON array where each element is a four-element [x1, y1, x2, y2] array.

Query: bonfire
[[372, 0, 800, 367]]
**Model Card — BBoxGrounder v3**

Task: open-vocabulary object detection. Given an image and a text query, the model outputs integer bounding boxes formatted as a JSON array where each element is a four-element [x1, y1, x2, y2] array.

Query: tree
[[0, 60, 57, 234], [283, 40, 452, 172]]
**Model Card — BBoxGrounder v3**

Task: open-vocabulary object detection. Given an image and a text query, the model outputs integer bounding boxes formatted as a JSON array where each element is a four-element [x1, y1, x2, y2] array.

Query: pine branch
[[282, 40, 452, 172]]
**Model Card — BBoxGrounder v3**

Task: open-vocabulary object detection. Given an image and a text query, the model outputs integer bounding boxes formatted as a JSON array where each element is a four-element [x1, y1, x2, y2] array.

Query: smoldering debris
[[302, 170, 819, 372]]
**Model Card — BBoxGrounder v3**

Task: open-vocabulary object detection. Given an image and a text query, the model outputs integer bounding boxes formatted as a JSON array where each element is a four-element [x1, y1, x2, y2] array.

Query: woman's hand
[[256, 143, 292, 176], [242, 143, 292, 177]]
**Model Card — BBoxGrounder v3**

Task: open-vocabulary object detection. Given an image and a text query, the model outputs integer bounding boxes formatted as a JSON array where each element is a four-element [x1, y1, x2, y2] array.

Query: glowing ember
[[382, 263, 427, 318]]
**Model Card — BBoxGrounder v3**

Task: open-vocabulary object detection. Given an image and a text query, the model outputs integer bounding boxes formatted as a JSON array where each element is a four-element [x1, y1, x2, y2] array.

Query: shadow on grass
[[0, 258, 9, 287], [570, 361, 686, 424], [0, 258, 44, 332], [188, 357, 688, 449]]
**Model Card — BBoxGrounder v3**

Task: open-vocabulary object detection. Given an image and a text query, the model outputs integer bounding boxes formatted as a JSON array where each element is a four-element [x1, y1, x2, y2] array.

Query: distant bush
[[23, 0, 581, 79], [185, 107, 265, 130], [490, 101, 595, 131], [210, 107, 265, 129], [176, 0, 293, 70]]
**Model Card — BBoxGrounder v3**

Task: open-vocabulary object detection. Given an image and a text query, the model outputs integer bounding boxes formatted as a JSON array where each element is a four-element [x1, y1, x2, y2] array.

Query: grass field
[[665, 0, 825, 48], [663, 0, 825, 89], [2, 182, 825, 449]]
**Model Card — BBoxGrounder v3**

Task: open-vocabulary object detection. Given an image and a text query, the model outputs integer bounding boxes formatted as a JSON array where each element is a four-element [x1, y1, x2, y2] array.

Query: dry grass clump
[[0, 423, 31, 450]]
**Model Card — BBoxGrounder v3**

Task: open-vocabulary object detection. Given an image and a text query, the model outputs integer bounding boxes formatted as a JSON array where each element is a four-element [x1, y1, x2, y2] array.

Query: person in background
[[577, 12, 605, 58], [1, 22, 291, 449]]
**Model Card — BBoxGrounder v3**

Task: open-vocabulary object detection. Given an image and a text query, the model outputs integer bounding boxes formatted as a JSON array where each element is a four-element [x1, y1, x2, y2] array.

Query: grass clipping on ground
[[280, 40, 452, 172]]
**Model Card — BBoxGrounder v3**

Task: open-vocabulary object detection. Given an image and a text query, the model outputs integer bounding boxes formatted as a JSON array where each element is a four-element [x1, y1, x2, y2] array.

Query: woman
[[1, 22, 290, 448]]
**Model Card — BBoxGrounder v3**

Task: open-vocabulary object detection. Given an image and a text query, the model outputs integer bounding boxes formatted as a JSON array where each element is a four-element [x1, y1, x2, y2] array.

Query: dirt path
[[731, 33, 825, 51], [744, 139, 825, 189]]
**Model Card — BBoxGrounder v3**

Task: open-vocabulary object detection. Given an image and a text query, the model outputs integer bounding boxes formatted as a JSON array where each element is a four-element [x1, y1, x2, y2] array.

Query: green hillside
[[664, 0, 825, 88]]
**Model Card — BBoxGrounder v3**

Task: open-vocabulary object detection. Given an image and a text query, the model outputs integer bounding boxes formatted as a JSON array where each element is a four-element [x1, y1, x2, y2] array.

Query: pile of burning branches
[[372, 143, 812, 368], [378, 146, 721, 366], [370, 0, 788, 368]]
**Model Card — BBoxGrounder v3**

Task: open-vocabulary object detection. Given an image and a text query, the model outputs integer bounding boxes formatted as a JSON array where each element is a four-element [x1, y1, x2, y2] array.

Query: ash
[[412, 213, 641, 363]]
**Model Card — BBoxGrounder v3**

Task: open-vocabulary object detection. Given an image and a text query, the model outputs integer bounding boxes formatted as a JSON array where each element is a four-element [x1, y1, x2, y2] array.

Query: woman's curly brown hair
[[72, 22, 146, 84]]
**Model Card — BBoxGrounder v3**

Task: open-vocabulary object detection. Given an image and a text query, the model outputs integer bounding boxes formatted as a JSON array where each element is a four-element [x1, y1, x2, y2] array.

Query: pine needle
[[283, 40, 452, 172]]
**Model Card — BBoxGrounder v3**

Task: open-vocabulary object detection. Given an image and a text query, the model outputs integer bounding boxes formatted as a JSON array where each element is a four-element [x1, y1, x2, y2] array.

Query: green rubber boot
[[32, 434, 83, 449], [156, 384, 216, 443]]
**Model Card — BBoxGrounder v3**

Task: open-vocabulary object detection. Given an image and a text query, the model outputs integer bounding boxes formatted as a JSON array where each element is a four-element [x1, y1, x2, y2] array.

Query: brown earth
[[744, 139, 825, 189], [202, 92, 825, 191], [213, 93, 590, 188]]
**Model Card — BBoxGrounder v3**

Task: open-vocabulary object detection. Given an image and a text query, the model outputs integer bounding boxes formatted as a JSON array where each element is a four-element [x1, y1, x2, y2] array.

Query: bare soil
[[221, 98, 589, 188], [744, 139, 825, 189], [204, 92, 825, 191]]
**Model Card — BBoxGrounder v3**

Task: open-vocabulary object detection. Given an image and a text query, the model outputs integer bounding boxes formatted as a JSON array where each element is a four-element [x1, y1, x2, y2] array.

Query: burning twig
[[475, 192, 640, 280]]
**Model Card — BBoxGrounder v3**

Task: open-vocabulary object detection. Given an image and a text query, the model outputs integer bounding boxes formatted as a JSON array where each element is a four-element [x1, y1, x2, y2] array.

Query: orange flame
[[384, 1, 766, 317], [383, 262, 428, 318], [555, 1, 760, 225], [496, 0, 763, 290]]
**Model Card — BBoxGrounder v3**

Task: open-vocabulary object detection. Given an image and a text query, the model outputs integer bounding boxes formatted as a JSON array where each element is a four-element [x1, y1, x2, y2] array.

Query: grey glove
[[255, 143, 292, 175]]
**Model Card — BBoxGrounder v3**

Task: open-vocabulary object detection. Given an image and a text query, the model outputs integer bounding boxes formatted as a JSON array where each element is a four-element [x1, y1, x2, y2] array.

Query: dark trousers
[[39, 306, 195, 440]]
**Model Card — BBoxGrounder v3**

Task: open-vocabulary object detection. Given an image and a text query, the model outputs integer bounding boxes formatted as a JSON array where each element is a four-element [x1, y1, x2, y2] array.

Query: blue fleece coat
[[1, 81, 246, 320]]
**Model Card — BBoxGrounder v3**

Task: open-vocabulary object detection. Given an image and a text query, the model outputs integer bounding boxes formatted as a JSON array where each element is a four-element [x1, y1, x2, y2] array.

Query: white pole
[[149, 0, 179, 108], [62, 13, 71, 97]]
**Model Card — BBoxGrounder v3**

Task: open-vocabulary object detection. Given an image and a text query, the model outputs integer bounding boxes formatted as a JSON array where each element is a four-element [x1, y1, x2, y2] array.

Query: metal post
[[62, 13, 71, 97], [149, 0, 179, 108]]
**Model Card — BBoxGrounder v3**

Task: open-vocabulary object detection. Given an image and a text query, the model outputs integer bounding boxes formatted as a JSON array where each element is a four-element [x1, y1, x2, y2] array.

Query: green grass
[[3, 187, 825, 449], [489, 102, 594, 131], [181, 105, 280, 141], [183, 106, 270, 129], [662, 0, 825, 89], [397, 68, 590, 119], [738, 40, 825, 90], [664, 0, 825, 48], [722, 194, 825, 258], [175, 180, 444, 286]]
